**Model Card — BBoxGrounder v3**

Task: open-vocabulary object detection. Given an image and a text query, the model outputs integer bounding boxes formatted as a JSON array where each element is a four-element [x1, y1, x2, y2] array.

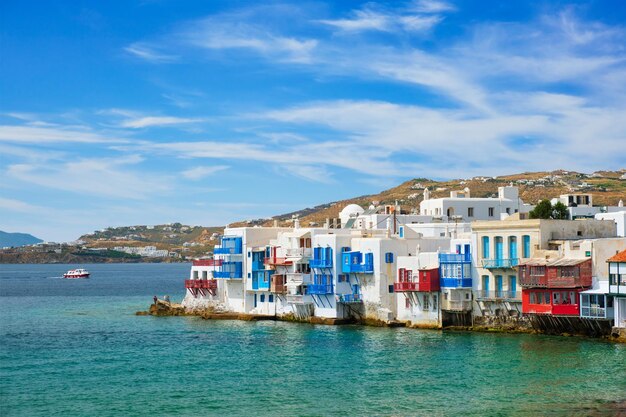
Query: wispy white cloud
[[317, 3, 445, 33], [101, 108, 204, 128], [181, 16, 318, 63], [124, 42, 179, 63], [181, 165, 229, 180], [6, 155, 171, 200], [0, 125, 125, 144], [0, 197, 46, 214], [408, 0, 456, 14]]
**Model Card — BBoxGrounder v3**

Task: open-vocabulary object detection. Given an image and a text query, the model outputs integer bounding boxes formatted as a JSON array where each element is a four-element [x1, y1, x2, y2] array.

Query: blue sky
[[1, 0, 625, 242]]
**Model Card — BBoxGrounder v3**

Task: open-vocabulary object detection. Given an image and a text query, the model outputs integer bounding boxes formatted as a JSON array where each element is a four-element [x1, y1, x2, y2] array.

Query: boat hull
[[63, 274, 90, 279]]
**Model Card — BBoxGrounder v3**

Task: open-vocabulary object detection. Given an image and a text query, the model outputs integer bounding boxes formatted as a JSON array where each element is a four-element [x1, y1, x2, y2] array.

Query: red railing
[[264, 257, 292, 266], [395, 268, 440, 292], [185, 279, 218, 297], [193, 259, 222, 267], [519, 260, 592, 289], [394, 282, 419, 292]]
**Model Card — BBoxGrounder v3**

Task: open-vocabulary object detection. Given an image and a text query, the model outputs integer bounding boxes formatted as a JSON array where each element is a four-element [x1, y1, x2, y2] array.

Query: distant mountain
[[0, 231, 43, 247]]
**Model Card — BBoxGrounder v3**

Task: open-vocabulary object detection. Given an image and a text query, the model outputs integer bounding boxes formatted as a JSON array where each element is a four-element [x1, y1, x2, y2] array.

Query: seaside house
[[394, 251, 441, 327], [608, 249, 626, 331]]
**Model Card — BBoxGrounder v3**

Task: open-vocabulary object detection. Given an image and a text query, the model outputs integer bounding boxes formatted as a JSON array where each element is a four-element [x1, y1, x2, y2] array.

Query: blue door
[[482, 275, 489, 297], [495, 237, 503, 267], [509, 276, 517, 298], [509, 237, 517, 259], [254, 294, 257, 308], [496, 275, 503, 297]]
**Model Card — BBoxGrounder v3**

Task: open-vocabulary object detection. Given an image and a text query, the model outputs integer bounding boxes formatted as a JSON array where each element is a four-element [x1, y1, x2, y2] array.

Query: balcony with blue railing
[[342, 252, 374, 274], [307, 274, 334, 294], [440, 278, 473, 288], [338, 293, 363, 304], [438, 253, 472, 263], [252, 270, 272, 290], [213, 236, 243, 255], [481, 258, 519, 269], [214, 261, 243, 279], [309, 247, 333, 269]]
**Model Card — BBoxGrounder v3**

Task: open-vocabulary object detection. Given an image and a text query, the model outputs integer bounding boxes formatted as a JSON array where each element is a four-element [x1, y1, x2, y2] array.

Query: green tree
[[529, 200, 570, 220], [529, 199, 553, 219], [552, 202, 570, 220]]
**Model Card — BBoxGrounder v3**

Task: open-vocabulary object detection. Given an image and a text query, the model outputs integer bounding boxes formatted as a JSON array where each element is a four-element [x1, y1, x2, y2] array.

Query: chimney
[[294, 218, 300, 229]]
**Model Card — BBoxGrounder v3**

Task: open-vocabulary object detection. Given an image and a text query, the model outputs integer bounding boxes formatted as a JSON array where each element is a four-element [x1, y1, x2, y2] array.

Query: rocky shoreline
[[138, 300, 626, 343]]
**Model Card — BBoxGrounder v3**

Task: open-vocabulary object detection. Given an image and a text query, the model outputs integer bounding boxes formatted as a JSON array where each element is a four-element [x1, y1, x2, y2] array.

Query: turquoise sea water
[[1, 263, 625, 416]]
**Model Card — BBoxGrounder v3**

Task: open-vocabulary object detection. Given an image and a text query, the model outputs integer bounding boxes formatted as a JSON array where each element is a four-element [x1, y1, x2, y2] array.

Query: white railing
[[285, 248, 312, 257]]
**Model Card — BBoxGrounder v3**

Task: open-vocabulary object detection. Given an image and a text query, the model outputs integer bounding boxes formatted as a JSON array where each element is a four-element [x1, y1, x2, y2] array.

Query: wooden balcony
[[270, 274, 287, 294], [519, 258, 592, 289], [185, 279, 217, 297]]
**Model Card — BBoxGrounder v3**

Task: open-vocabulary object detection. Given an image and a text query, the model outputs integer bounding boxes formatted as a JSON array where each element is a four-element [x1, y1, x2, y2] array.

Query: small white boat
[[63, 268, 90, 279]]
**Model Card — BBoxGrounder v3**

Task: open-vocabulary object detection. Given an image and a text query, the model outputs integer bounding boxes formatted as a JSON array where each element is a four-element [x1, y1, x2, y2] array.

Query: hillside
[[234, 169, 626, 227], [78, 223, 224, 258], [0, 231, 43, 248]]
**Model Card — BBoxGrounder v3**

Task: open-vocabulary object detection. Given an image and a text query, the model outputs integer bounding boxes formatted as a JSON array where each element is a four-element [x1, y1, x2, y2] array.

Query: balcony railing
[[307, 284, 334, 295], [185, 279, 218, 290], [192, 259, 222, 267], [285, 248, 312, 257], [264, 257, 293, 266], [441, 299, 473, 311], [286, 294, 312, 304], [481, 258, 519, 269], [394, 282, 419, 292], [214, 271, 242, 279], [439, 253, 471, 263], [310, 258, 333, 268], [440, 278, 472, 288], [474, 290, 521, 301], [580, 306, 608, 319], [520, 271, 592, 288], [338, 293, 363, 303], [285, 273, 312, 284]]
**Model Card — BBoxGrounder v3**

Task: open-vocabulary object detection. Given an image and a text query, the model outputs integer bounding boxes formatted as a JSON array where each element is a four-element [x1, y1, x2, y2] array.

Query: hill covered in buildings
[[238, 169, 626, 227]]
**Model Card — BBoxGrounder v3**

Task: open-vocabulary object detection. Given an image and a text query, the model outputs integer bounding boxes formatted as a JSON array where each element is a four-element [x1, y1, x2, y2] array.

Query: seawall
[[138, 301, 626, 343]]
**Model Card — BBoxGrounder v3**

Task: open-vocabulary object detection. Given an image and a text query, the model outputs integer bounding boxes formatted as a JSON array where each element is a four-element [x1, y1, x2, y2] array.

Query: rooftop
[[607, 249, 626, 263]]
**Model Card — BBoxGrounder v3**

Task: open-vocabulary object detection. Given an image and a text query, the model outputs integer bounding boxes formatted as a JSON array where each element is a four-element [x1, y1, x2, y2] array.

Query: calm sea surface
[[1, 263, 625, 416]]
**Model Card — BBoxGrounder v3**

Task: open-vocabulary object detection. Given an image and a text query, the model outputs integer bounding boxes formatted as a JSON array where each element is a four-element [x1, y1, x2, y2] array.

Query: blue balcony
[[214, 261, 242, 279], [214, 236, 243, 255], [440, 278, 473, 288], [481, 258, 519, 269], [308, 274, 334, 294], [338, 293, 363, 303], [252, 271, 272, 290], [439, 253, 471, 263], [342, 252, 374, 274], [309, 247, 333, 269]]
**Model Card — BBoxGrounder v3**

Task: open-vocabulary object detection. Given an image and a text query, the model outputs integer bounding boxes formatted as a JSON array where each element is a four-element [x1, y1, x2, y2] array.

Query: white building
[[420, 186, 533, 221], [595, 210, 626, 237]]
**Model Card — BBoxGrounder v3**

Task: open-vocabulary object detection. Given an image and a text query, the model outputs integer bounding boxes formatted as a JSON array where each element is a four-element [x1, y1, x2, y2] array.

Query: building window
[[530, 292, 536, 304], [468, 207, 474, 217], [385, 253, 394, 263], [260, 294, 265, 303], [465, 293, 470, 300], [432, 295, 438, 310], [269, 294, 274, 303], [423, 295, 429, 311], [406, 298, 410, 309], [522, 235, 531, 258], [506, 208, 511, 215], [585, 251, 591, 257], [488, 207, 494, 217], [482, 236, 490, 258]]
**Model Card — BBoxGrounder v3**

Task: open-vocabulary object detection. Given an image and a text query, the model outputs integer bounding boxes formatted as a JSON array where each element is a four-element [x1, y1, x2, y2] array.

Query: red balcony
[[522, 288, 582, 316], [519, 259, 592, 289], [395, 267, 440, 292], [185, 279, 218, 297], [264, 257, 293, 267], [192, 259, 222, 267]]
